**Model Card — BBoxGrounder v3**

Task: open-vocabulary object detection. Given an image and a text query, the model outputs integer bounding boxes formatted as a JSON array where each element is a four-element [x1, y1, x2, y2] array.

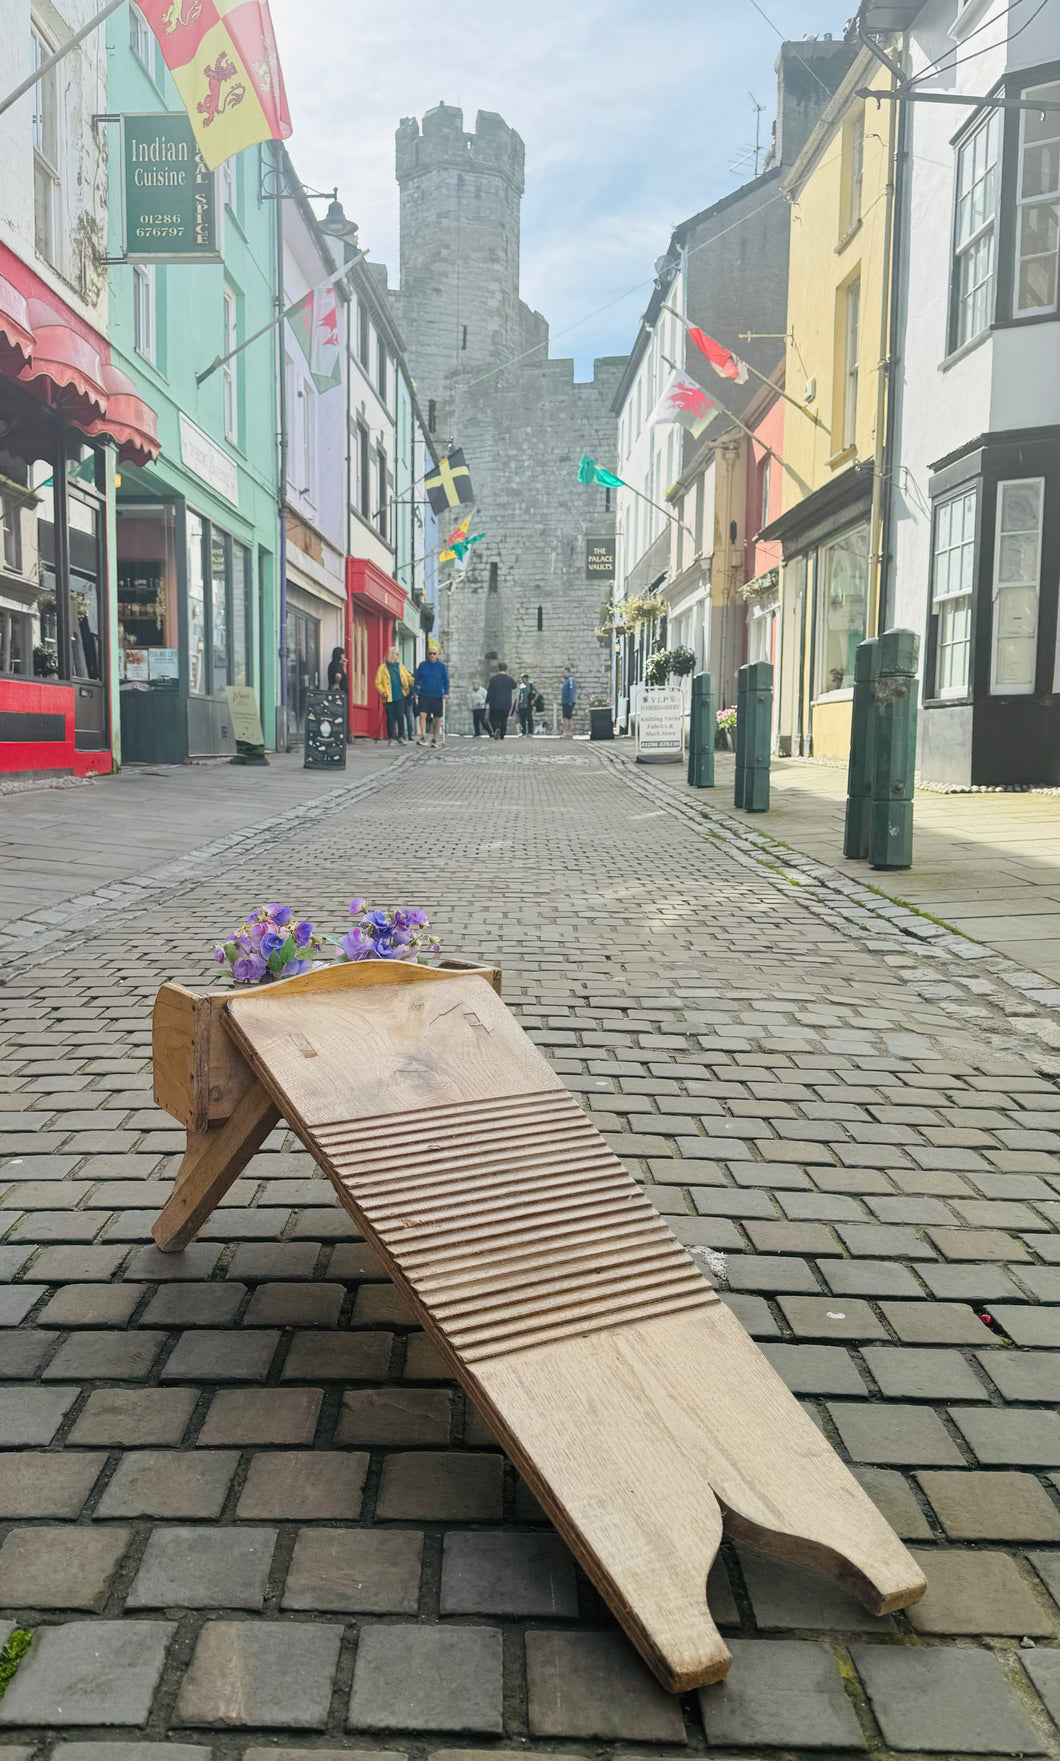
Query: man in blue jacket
[[561, 667, 578, 737], [414, 642, 450, 746]]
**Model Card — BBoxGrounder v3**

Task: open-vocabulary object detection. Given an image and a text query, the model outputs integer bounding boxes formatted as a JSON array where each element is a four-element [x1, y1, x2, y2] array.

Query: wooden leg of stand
[[152, 1080, 280, 1253]]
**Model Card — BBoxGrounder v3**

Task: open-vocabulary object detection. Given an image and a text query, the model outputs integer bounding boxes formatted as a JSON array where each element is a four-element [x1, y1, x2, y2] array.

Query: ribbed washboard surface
[[313, 1089, 716, 1363]]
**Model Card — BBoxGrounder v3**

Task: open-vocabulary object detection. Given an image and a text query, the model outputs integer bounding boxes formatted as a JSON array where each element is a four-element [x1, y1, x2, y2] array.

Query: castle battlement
[[396, 105, 525, 194]]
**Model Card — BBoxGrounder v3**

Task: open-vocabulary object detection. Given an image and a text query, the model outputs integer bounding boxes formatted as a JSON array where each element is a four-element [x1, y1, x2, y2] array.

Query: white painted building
[[882, 0, 1060, 783]]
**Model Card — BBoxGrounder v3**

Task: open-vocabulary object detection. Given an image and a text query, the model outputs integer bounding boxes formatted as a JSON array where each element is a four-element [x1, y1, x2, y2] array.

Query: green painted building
[[105, 7, 281, 762]]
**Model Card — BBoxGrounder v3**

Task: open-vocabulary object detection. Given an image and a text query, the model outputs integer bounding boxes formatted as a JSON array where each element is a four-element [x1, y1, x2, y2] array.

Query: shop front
[[345, 556, 406, 740], [0, 255, 159, 779], [284, 515, 346, 743]]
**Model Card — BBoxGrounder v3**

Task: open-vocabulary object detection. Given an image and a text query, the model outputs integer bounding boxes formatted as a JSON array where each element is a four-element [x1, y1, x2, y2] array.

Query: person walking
[[485, 662, 517, 740], [469, 678, 488, 737], [414, 642, 450, 746], [516, 673, 537, 737], [561, 666, 578, 737], [374, 645, 414, 745]]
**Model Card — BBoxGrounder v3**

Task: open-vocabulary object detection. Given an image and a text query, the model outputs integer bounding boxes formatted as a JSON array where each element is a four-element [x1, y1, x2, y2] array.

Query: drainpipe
[[879, 40, 909, 633], [273, 141, 288, 750], [858, 22, 904, 638]]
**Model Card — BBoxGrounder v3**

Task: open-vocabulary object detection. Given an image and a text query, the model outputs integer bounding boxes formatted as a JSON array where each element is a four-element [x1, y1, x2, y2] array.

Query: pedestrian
[[403, 682, 418, 743], [327, 645, 348, 694], [516, 673, 537, 737], [469, 678, 488, 738], [485, 661, 517, 740], [561, 666, 577, 737], [414, 641, 450, 746], [374, 645, 414, 746]]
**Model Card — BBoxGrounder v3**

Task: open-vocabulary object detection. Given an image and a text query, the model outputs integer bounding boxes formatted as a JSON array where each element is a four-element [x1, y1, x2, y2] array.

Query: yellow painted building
[[764, 46, 898, 760]]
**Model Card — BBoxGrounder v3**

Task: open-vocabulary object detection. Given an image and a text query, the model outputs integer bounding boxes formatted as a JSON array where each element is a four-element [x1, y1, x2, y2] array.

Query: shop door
[[68, 486, 106, 749], [286, 607, 320, 739]]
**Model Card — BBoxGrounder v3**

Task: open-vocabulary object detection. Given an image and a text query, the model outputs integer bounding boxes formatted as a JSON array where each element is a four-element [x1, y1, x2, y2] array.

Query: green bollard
[[869, 628, 919, 870], [687, 672, 715, 788], [734, 666, 748, 808], [741, 660, 773, 812], [843, 638, 879, 860]]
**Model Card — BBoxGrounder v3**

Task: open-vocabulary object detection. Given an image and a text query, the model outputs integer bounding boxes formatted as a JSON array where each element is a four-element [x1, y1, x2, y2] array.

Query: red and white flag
[[687, 326, 750, 385]]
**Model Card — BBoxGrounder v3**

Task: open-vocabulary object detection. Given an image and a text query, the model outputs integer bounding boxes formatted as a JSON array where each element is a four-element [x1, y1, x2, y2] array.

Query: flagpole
[[196, 256, 363, 386], [661, 354, 796, 477], [614, 477, 695, 544], [0, 0, 124, 122], [661, 304, 829, 433]]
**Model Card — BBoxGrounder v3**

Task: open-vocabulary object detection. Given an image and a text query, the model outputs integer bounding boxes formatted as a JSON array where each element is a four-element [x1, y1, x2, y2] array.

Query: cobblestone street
[[3, 740, 1060, 1757]]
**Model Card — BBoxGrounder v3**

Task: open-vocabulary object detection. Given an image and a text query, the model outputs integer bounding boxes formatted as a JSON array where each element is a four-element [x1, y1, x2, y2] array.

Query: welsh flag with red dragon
[[137, 0, 292, 171]]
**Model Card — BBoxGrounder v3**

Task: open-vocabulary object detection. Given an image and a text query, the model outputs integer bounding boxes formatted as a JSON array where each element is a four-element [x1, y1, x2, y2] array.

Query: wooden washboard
[[150, 960, 926, 1691]]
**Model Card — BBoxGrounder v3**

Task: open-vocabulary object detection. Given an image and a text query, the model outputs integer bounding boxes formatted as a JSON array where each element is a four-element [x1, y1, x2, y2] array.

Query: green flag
[[578, 454, 626, 490]]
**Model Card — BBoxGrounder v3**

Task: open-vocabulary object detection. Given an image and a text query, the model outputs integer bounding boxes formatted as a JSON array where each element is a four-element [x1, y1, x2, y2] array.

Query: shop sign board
[[304, 689, 348, 769], [226, 686, 267, 765], [179, 415, 239, 507], [636, 688, 684, 764], [586, 538, 616, 581], [123, 113, 220, 263]]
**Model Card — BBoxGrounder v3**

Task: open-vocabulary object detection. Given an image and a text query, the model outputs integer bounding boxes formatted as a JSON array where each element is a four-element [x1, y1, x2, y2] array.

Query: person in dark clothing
[[485, 663, 517, 739], [516, 674, 537, 736], [327, 646, 348, 694]]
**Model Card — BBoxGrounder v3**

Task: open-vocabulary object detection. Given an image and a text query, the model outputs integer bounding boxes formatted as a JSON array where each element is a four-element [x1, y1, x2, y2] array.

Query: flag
[[577, 454, 626, 490], [687, 326, 749, 385], [290, 281, 341, 393], [439, 519, 484, 568], [138, 0, 292, 173], [648, 371, 716, 438], [425, 449, 474, 514]]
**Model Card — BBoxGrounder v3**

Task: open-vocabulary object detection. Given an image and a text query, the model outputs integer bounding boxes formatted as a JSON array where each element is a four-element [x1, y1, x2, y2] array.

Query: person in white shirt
[[469, 680, 488, 738]]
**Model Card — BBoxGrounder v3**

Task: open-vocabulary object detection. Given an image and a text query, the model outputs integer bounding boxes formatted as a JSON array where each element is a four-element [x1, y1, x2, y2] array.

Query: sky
[[271, 0, 846, 379]]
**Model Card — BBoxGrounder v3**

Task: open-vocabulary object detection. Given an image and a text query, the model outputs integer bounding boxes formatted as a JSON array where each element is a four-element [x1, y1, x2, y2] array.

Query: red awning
[[346, 556, 406, 620], [0, 275, 33, 371], [83, 363, 161, 466], [19, 298, 108, 421]]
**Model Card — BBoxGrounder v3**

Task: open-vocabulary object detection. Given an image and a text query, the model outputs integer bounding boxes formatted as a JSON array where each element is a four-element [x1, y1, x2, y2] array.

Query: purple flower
[[408, 909, 428, 926], [348, 898, 367, 916], [213, 945, 226, 963], [265, 904, 293, 926], [340, 928, 368, 960], [232, 953, 267, 984], [293, 921, 313, 947], [284, 958, 311, 977], [367, 909, 390, 929], [261, 930, 285, 957]]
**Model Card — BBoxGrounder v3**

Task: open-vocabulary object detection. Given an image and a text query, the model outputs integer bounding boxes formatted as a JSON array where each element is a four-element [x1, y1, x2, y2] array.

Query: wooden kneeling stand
[[151, 960, 926, 1691]]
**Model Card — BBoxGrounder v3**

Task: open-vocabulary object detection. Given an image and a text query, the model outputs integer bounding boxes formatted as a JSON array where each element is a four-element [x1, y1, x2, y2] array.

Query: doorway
[[286, 606, 320, 740]]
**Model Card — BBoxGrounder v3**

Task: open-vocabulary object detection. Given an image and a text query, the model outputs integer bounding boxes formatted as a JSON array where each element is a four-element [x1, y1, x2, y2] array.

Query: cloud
[[272, 0, 846, 374]]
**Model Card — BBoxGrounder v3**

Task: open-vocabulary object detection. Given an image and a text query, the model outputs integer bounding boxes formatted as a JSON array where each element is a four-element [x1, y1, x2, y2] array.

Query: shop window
[[117, 505, 179, 687], [350, 612, 368, 706], [133, 264, 156, 364], [991, 477, 1044, 694], [931, 488, 977, 698], [187, 512, 207, 694], [211, 526, 229, 686], [1015, 83, 1060, 316], [31, 26, 60, 269], [68, 491, 102, 681], [952, 111, 1000, 349], [817, 523, 868, 694], [231, 543, 251, 686]]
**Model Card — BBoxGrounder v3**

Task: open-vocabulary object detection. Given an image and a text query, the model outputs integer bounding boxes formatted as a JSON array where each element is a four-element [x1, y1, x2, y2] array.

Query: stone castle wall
[[390, 106, 624, 733]]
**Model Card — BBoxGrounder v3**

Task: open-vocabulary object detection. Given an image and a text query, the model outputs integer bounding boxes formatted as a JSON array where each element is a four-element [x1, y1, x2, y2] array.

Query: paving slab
[[174, 1621, 343, 1728], [0, 1621, 175, 1727], [699, 1637, 865, 1749], [348, 1625, 504, 1734]]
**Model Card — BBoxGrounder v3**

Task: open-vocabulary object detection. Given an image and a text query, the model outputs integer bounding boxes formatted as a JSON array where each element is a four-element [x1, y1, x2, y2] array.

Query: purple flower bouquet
[[338, 899, 440, 964], [213, 899, 439, 984]]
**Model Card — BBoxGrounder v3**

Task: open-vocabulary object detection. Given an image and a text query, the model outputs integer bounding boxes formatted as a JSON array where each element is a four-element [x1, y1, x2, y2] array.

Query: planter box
[[589, 707, 614, 741]]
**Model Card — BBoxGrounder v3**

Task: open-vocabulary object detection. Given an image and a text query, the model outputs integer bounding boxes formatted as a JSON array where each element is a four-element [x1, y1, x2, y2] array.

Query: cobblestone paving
[[2, 740, 1060, 1759]]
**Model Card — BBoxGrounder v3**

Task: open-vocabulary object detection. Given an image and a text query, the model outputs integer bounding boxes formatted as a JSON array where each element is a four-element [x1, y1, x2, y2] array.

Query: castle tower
[[391, 107, 623, 732]]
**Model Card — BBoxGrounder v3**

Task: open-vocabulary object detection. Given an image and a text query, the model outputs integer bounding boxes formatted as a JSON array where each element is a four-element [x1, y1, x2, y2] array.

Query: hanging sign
[[123, 113, 220, 263], [636, 687, 684, 764], [586, 538, 616, 581]]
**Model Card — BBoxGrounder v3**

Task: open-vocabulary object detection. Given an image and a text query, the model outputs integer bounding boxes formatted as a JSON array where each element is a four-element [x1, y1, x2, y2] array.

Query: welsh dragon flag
[[138, 0, 292, 172], [290, 281, 342, 393], [648, 371, 716, 438]]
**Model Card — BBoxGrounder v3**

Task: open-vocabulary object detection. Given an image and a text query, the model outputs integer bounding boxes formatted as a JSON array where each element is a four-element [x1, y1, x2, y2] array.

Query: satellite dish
[[654, 255, 671, 278]]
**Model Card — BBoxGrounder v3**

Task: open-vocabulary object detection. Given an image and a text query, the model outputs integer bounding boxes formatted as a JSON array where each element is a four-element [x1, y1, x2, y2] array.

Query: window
[[461, 324, 468, 350], [931, 488, 977, 698], [222, 288, 238, 443], [133, 264, 155, 363], [187, 513, 207, 695], [537, 605, 544, 631], [298, 378, 316, 501], [953, 112, 1000, 348], [1015, 82, 1060, 316], [991, 477, 1043, 694], [356, 423, 370, 518], [817, 523, 868, 693], [759, 454, 772, 528], [129, 3, 152, 66], [841, 279, 860, 450], [210, 526, 229, 687], [376, 449, 387, 539], [604, 486, 612, 513], [220, 156, 236, 219], [427, 398, 436, 431], [31, 27, 59, 266], [116, 504, 179, 684], [488, 562, 498, 594], [378, 346, 387, 405], [231, 543, 251, 686], [358, 302, 370, 368], [2, 493, 21, 574], [841, 109, 865, 235]]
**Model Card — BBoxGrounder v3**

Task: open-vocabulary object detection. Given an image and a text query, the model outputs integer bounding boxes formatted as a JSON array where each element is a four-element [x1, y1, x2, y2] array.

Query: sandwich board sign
[[636, 688, 684, 764]]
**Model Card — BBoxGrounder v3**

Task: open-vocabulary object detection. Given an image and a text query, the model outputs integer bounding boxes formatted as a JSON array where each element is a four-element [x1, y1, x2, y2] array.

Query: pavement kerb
[[593, 743, 1060, 1070], [1, 747, 424, 984]]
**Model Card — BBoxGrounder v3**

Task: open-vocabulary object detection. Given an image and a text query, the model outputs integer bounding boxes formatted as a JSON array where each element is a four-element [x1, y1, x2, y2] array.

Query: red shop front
[[0, 245, 159, 779], [345, 557, 407, 740]]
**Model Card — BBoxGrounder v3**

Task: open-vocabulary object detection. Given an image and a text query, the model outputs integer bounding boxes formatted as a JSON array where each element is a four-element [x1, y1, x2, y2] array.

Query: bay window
[[991, 478, 1044, 694], [931, 489, 977, 698], [1015, 83, 1060, 316]]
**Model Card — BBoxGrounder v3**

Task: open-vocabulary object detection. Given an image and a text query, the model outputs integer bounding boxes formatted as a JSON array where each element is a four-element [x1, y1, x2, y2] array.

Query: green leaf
[[0, 1629, 33, 1701]]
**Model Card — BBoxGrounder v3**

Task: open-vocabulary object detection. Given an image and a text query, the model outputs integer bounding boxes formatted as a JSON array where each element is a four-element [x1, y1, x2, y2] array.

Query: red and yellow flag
[[138, 0, 292, 172]]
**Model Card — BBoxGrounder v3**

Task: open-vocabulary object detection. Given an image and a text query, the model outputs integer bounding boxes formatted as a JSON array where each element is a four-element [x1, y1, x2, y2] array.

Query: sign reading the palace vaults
[[123, 113, 220, 263], [586, 538, 616, 581]]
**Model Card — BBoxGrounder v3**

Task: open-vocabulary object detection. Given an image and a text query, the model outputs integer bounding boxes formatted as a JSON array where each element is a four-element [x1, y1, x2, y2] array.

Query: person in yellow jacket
[[375, 645, 415, 745]]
